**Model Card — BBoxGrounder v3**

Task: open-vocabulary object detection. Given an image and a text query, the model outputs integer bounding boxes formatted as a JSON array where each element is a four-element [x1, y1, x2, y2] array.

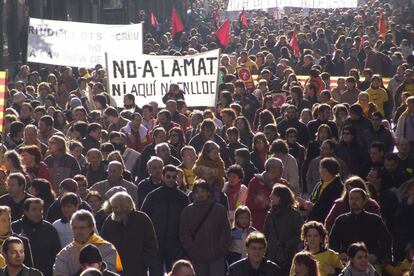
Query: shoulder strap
[[192, 202, 215, 240]]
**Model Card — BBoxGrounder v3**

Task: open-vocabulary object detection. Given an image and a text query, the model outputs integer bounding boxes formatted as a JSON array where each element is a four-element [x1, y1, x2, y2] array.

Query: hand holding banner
[[106, 49, 220, 107]]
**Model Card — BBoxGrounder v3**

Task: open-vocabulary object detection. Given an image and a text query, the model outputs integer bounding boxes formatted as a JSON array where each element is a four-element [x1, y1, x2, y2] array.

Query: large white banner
[[227, 0, 357, 10], [278, 0, 357, 8], [227, 0, 276, 11], [107, 49, 220, 107], [27, 18, 143, 68]]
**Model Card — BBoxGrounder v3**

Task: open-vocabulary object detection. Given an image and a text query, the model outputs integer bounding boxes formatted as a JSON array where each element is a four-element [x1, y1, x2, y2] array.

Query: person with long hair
[[253, 95, 280, 131], [290, 221, 343, 276], [333, 104, 349, 136], [168, 127, 186, 158], [339, 243, 380, 276], [264, 184, 303, 274], [250, 132, 269, 173], [292, 251, 320, 276], [234, 116, 255, 151], [28, 178, 56, 217], [44, 135, 81, 192], [4, 150, 26, 176], [325, 176, 380, 232], [335, 126, 367, 175], [257, 110, 276, 133], [193, 141, 226, 205]]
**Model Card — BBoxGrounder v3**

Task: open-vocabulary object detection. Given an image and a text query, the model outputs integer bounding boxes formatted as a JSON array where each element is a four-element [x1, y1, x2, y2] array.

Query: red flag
[[290, 31, 300, 57], [216, 19, 230, 47], [150, 12, 159, 27], [240, 8, 248, 28], [378, 11, 387, 38], [171, 7, 184, 37]]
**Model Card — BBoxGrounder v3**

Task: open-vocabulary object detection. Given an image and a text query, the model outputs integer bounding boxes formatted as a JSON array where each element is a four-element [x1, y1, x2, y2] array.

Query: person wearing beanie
[[69, 97, 82, 109], [46, 178, 92, 223], [77, 244, 119, 276], [343, 103, 370, 142]]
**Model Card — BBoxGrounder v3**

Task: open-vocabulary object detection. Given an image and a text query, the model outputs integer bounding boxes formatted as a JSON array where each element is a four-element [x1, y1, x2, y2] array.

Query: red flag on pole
[[150, 12, 159, 27], [290, 31, 300, 57], [171, 7, 184, 38], [240, 8, 248, 28], [216, 19, 230, 47], [378, 11, 387, 38]]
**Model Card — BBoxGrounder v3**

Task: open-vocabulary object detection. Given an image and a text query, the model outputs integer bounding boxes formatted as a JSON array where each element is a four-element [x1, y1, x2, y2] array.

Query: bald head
[[265, 157, 283, 171]]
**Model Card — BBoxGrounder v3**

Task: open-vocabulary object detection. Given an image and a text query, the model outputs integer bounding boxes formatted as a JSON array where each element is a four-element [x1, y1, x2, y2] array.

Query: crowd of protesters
[[0, 0, 414, 275]]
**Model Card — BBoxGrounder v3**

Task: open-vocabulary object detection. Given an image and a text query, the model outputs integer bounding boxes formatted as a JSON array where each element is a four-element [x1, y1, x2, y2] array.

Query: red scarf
[[226, 182, 242, 210]]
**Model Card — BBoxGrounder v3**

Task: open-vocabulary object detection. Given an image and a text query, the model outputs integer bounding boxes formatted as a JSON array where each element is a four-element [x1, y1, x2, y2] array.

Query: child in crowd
[[69, 140, 87, 169], [52, 193, 79, 247], [224, 164, 248, 225], [227, 206, 256, 265], [179, 146, 197, 191]]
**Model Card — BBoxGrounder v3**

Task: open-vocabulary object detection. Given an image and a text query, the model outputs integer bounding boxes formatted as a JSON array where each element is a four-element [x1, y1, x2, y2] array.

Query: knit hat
[[13, 92, 26, 103], [105, 186, 127, 200], [59, 178, 78, 193], [69, 97, 82, 107], [79, 244, 102, 264]]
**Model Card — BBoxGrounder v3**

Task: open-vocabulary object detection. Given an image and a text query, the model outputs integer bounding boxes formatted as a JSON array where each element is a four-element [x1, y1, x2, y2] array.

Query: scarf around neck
[[74, 233, 123, 272]]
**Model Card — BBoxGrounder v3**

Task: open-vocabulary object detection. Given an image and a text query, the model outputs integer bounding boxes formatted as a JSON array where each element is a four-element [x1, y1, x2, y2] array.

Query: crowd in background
[[0, 0, 414, 275]]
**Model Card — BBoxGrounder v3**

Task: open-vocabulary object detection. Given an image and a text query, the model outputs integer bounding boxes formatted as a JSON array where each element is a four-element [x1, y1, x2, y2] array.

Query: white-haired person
[[101, 192, 158, 276], [53, 210, 122, 276]]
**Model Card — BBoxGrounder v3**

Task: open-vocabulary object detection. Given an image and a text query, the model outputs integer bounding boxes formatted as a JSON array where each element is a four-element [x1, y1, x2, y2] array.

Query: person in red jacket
[[19, 145, 53, 188], [246, 157, 290, 231]]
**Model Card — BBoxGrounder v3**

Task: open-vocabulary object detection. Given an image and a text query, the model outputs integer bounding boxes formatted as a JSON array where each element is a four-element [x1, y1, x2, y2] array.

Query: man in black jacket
[[189, 119, 231, 167], [11, 198, 61, 276], [228, 232, 281, 276], [307, 104, 339, 140], [81, 123, 102, 154], [46, 178, 92, 223], [329, 188, 391, 263], [137, 157, 165, 209], [298, 157, 344, 223], [141, 165, 190, 275], [0, 237, 42, 276], [277, 105, 310, 146]]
